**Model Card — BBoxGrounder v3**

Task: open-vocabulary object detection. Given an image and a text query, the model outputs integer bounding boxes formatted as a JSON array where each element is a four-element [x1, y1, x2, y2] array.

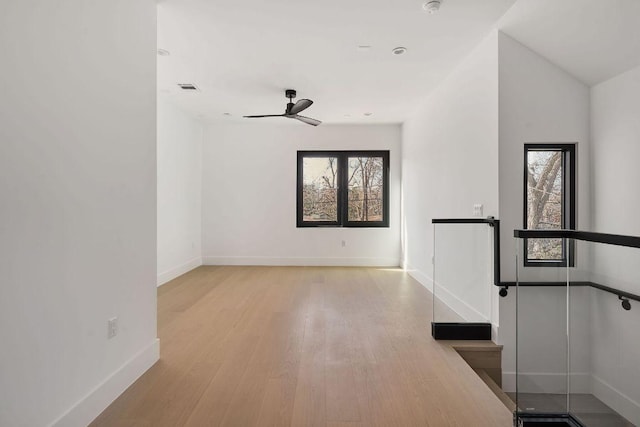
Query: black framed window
[[524, 143, 575, 266], [297, 151, 389, 227]]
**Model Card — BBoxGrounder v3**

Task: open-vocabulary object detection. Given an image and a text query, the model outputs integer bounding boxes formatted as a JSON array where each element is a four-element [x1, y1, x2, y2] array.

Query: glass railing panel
[[568, 239, 640, 427], [433, 222, 493, 324], [515, 238, 571, 418], [566, 237, 593, 426]]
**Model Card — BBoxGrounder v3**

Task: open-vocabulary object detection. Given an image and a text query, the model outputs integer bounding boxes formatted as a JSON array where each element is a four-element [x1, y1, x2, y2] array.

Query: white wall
[[497, 32, 591, 392], [157, 98, 203, 286], [590, 65, 640, 237], [401, 31, 500, 329], [588, 65, 640, 424], [202, 122, 401, 266], [0, 2, 158, 426]]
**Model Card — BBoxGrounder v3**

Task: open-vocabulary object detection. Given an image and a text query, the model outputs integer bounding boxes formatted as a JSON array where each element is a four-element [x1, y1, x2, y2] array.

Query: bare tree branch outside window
[[526, 151, 563, 260], [348, 157, 384, 221], [302, 157, 338, 221]]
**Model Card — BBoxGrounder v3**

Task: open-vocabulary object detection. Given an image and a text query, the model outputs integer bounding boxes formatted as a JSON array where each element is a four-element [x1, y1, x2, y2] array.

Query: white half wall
[[589, 65, 640, 425], [202, 122, 401, 266], [157, 98, 203, 286], [0, 1, 158, 426], [496, 32, 591, 391], [401, 30, 499, 324]]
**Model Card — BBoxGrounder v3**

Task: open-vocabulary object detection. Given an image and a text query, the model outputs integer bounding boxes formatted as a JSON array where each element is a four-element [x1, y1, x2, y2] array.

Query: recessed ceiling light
[[423, 0, 442, 14], [392, 47, 407, 55], [364, 112, 373, 117], [157, 48, 171, 56], [223, 112, 232, 116], [358, 45, 372, 52]]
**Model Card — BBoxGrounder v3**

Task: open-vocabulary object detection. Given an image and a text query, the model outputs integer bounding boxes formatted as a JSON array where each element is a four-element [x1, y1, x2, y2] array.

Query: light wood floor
[[91, 266, 511, 427]]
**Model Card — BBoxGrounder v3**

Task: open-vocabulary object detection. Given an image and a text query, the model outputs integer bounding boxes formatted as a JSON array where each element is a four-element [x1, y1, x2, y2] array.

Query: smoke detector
[[423, 0, 442, 14]]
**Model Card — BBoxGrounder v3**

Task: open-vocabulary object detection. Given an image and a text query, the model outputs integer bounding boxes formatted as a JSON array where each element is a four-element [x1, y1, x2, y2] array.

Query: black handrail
[[513, 229, 640, 249], [500, 281, 639, 311], [433, 218, 499, 225], [512, 229, 640, 310], [432, 217, 501, 289]]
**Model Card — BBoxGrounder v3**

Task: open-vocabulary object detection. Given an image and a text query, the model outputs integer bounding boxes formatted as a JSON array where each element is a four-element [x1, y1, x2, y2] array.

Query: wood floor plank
[[255, 378, 297, 427], [182, 327, 262, 426], [90, 266, 512, 427], [290, 283, 327, 427]]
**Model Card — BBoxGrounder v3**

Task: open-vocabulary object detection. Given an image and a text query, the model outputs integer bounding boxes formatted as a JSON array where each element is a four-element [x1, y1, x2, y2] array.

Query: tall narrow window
[[297, 151, 389, 227], [524, 144, 575, 266]]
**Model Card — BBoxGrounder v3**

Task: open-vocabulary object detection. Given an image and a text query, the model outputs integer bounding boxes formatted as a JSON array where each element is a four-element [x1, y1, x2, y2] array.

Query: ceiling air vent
[[177, 83, 199, 91]]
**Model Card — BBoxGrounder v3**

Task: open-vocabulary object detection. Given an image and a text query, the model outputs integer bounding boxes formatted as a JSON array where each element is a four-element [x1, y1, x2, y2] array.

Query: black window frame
[[297, 150, 390, 228], [523, 143, 576, 267]]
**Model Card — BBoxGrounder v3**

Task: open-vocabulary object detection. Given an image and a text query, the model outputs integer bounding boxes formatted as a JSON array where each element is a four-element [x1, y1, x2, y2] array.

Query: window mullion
[[338, 154, 348, 226]]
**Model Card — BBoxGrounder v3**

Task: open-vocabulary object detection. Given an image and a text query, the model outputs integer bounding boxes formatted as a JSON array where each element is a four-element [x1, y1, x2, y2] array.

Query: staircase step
[[441, 340, 503, 386], [475, 368, 517, 412], [440, 340, 510, 409], [443, 340, 503, 352]]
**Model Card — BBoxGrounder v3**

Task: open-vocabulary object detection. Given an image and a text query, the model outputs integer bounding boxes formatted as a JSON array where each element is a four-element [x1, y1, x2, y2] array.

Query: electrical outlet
[[473, 204, 483, 217], [341, 240, 346, 247], [108, 317, 118, 339]]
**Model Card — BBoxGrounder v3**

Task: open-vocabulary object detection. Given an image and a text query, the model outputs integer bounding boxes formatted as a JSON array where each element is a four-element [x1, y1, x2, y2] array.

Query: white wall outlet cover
[[473, 204, 483, 217]]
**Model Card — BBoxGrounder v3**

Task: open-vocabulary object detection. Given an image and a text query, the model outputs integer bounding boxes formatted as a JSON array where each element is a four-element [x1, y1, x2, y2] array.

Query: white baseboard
[[502, 372, 591, 394], [406, 267, 489, 322], [50, 338, 160, 427], [592, 374, 640, 426], [202, 256, 399, 267], [406, 267, 433, 292], [157, 256, 203, 286]]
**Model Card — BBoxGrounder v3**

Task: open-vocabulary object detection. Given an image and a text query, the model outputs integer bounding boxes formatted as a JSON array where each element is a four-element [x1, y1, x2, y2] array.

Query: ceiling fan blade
[[293, 115, 322, 126], [288, 99, 313, 115], [243, 114, 285, 118]]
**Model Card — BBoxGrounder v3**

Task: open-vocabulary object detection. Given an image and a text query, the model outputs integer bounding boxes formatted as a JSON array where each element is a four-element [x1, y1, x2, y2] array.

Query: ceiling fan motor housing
[[243, 89, 321, 126], [285, 89, 297, 113]]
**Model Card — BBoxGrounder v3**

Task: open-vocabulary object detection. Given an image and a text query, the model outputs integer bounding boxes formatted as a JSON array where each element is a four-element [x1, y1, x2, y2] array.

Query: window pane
[[527, 238, 563, 260], [302, 157, 338, 222], [527, 150, 563, 260], [347, 156, 384, 222]]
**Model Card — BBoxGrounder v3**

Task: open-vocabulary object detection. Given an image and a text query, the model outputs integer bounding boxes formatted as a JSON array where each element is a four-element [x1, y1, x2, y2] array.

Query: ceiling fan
[[243, 89, 322, 126]]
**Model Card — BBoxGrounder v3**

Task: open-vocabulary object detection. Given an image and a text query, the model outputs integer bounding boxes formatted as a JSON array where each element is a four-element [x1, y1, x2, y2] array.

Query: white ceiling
[[158, 0, 640, 125], [157, 0, 516, 124], [497, 0, 640, 86]]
